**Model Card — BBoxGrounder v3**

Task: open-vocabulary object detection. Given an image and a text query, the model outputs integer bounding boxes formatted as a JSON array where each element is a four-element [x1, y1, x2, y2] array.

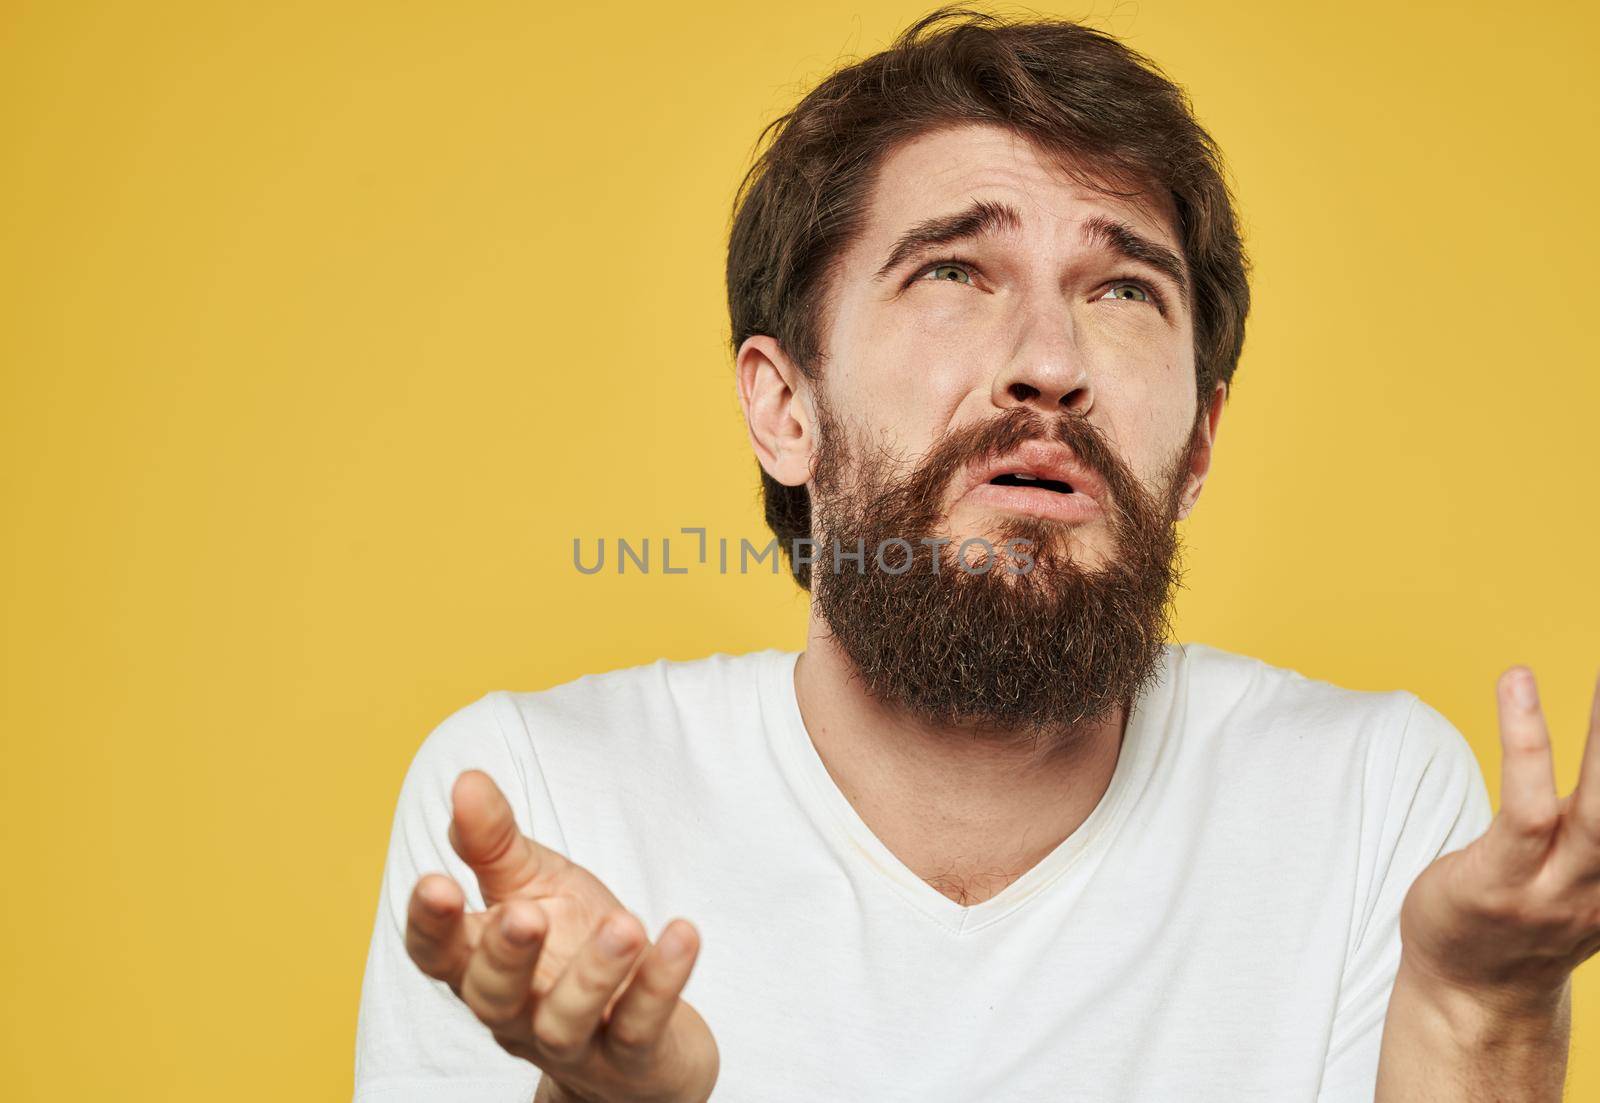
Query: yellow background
[[3, 0, 1596, 1097]]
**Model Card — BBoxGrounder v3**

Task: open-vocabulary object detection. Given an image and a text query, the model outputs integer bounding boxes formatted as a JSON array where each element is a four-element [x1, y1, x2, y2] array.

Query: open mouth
[[989, 472, 1075, 495]]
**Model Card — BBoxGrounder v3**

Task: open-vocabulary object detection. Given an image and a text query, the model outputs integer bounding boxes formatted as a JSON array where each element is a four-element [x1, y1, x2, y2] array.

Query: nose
[[989, 308, 1094, 415]]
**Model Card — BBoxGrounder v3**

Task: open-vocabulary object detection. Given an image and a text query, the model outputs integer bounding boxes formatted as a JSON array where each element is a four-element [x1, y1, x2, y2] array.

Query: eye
[[913, 260, 976, 286], [1100, 276, 1164, 307]]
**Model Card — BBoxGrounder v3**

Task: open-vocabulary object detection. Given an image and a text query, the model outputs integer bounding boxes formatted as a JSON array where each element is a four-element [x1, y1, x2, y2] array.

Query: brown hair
[[726, 5, 1252, 587]]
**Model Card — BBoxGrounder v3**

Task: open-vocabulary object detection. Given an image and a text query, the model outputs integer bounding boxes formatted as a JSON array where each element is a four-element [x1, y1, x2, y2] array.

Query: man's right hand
[[404, 770, 719, 1103]]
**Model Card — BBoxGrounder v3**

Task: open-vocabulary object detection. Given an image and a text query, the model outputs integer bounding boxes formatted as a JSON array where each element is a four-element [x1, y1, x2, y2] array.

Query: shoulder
[[1174, 641, 1417, 740], [499, 648, 784, 745], [406, 649, 783, 762], [492, 649, 792, 808], [1171, 641, 1486, 816], [401, 690, 522, 792], [494, 649, 792, 861]]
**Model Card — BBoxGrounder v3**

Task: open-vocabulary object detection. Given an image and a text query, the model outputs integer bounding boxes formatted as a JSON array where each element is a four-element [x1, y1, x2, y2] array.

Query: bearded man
[[355, 9, 1596, 1102]]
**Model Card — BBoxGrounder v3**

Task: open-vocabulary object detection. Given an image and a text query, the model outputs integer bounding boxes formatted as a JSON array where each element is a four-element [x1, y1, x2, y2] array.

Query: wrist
[[534, 1079, 599, 1103], [533, 1076, 708, 1103], [1394, 953, 1569, 1045]]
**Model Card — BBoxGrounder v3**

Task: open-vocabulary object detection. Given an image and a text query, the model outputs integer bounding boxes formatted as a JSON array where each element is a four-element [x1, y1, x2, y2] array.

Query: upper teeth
[[1013, 473, 1037, 480]]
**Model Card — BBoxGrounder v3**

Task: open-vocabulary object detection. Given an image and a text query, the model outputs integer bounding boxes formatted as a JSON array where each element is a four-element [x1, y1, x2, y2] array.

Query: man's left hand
[[1397, 665, 1600, 1016]]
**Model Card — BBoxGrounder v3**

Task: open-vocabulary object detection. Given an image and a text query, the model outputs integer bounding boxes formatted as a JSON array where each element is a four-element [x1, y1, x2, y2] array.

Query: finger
[[406, 874, 475, 988], [1486, 666, 1561, 878], [531, 911, 647, 1064], [603, 919, 702, 1060], [448, 770, 565, 905], [1570, 668, 1600, 842], [460, 900, 549, 1039]]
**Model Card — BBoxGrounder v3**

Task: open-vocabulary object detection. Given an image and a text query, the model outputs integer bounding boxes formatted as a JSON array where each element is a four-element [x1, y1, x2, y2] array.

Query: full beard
[[808, 401, 1197, 739]]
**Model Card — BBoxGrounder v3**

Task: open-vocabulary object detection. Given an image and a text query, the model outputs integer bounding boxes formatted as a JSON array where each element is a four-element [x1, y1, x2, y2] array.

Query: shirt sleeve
[[353, 691, 551, 1103], [1315, 693, 1495, 1102]]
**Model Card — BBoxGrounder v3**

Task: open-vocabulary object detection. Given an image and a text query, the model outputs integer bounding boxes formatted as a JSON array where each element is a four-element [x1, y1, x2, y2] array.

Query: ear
[[1175, 379, 1227, 521], [736, 334, 814, 488]]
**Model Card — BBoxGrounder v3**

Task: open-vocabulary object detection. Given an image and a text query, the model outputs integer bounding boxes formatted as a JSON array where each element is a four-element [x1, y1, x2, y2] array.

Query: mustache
[[894, 406, 1134, 519]]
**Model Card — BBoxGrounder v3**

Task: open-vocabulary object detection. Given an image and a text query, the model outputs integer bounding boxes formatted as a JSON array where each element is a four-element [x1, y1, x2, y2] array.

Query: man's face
[[740, 122, 1224, 733], [814, 123, 1211, 566]]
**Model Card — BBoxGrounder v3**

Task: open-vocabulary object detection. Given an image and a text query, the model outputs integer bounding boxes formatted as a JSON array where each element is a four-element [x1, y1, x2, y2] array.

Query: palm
[[408, 771, 719, 1102], [497, 869, 717, 1103], [485, 852, 626, 999]]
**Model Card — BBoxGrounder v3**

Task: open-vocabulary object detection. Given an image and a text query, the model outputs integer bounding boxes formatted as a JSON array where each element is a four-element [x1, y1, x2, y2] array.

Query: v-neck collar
[[759, 645, 1180, 936]]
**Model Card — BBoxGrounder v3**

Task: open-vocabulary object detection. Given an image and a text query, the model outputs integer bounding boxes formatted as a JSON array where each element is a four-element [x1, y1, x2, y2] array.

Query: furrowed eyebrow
[[871, 199, 1191, 310], [872, 198, 1024, 282], [1078, 214, 1190, 307]]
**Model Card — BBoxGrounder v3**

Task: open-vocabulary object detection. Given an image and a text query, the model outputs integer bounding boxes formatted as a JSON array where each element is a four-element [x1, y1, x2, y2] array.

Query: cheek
[[1083, 353, 1195, 487], [832, 305, 985, 444], [1080, 305, 1191, 390], [1080, 303, 1176, 357]]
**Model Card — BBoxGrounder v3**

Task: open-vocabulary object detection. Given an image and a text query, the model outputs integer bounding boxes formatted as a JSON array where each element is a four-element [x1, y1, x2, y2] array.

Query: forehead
[[853, 122, 1180, 258]]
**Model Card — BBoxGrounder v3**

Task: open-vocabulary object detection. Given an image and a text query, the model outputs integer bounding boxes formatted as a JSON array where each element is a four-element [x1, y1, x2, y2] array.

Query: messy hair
[[726, 6, 1252, 587]]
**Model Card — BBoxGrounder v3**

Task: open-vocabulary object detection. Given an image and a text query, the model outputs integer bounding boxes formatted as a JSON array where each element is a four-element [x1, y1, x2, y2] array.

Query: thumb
[[1483, 667, 1560, 882], [448, 769, 563, 904]]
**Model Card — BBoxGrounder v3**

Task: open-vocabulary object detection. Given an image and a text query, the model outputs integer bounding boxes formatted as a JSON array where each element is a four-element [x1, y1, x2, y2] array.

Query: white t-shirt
[[354, 641, 1492, 1102]]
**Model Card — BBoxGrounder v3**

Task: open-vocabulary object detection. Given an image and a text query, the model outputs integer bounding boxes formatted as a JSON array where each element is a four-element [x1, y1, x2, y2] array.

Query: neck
[[793, 611, 1131, 907]]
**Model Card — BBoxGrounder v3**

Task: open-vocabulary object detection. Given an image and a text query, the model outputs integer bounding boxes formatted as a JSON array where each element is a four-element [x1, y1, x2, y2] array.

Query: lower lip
[[962, 482, 1103, 524]]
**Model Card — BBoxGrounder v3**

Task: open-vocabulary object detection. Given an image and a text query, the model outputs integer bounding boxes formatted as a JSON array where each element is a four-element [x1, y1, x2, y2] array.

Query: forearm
[[1375, 955, 1572, 1102]]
